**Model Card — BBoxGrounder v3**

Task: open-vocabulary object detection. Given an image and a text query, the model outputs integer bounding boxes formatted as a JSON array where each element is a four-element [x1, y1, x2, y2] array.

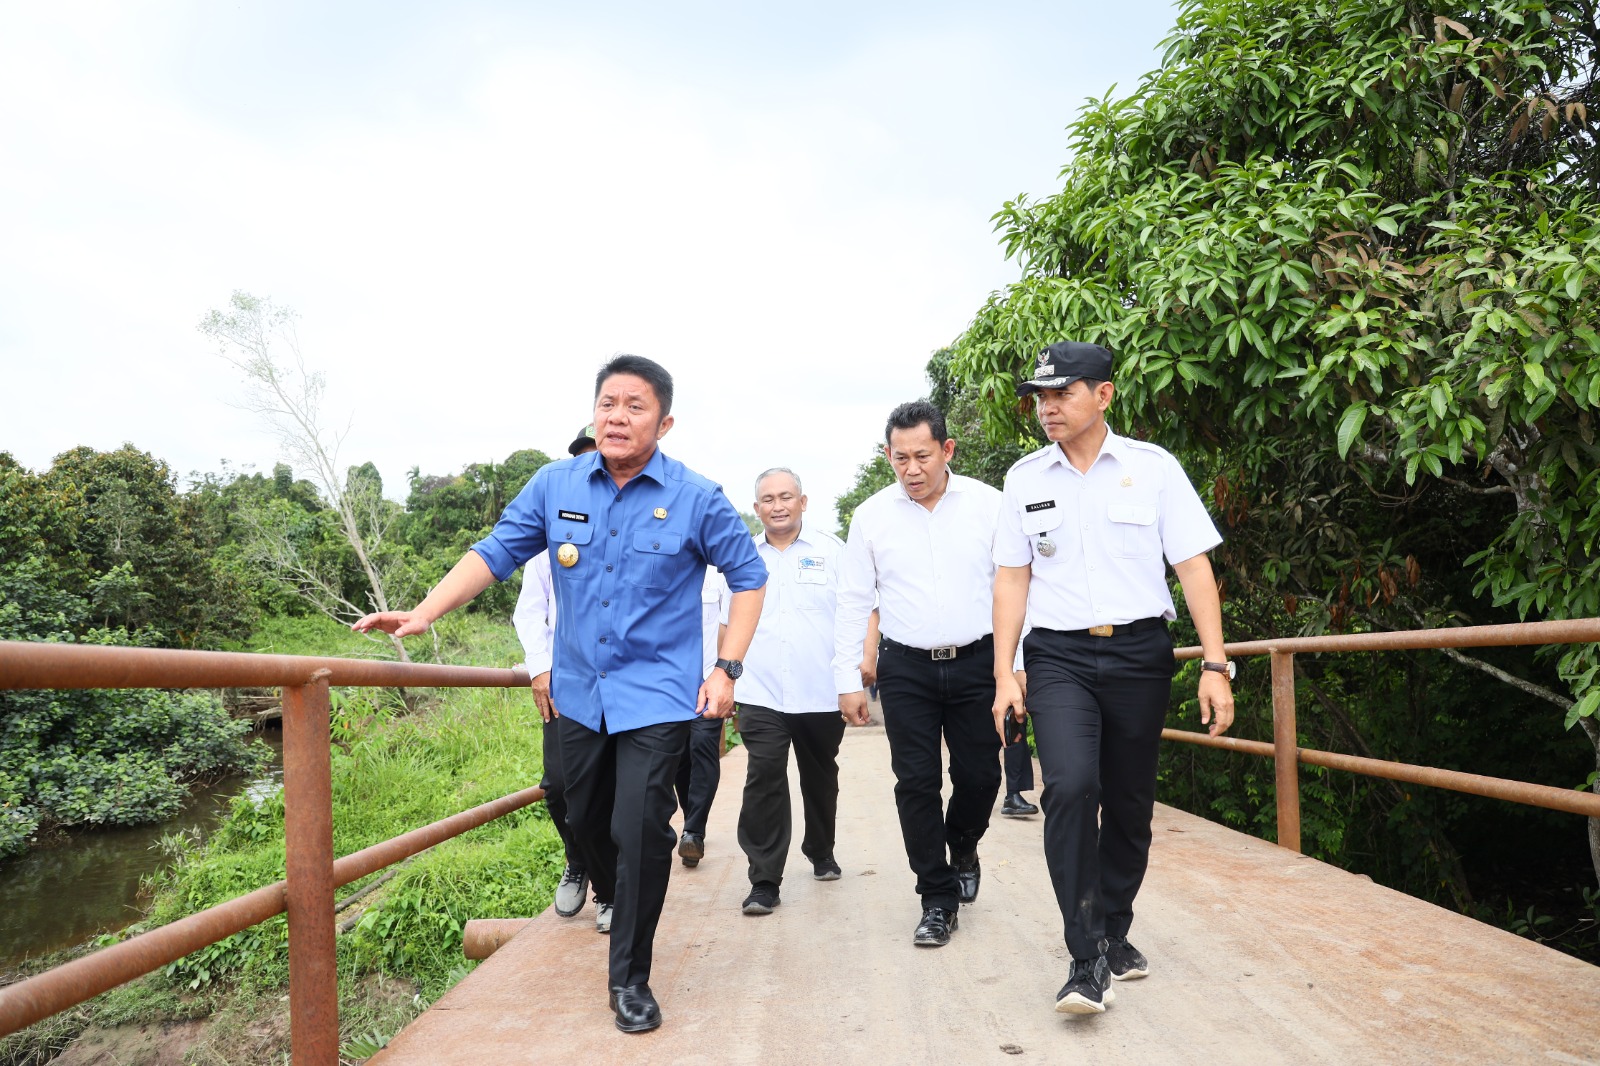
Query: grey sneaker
[[1104, 935, 1149, 980], [1055, 956, 1116, 1014], [554, 864, 589, 918], [595, 902, 614, 934]]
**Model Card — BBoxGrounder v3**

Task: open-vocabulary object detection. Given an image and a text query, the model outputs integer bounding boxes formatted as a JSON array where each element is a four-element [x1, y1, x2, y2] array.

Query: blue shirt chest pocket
[[553, 518, 596, 546], [628, 530, 685, 589]]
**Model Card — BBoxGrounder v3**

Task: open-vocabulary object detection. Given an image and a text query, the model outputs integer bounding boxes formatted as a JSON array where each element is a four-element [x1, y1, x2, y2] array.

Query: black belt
[[1038, 618, 1167, 639], [879, 633, 994, 661]]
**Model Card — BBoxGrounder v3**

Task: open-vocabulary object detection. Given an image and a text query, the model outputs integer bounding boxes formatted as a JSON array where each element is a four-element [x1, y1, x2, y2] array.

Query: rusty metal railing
[[1168, 618, 1600, 852], [0, 641, 536, 1065]]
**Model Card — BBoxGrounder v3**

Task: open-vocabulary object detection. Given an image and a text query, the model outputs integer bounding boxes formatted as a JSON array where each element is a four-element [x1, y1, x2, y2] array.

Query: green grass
[[219, 609, 526, 670], [143, 674, 560, 997]]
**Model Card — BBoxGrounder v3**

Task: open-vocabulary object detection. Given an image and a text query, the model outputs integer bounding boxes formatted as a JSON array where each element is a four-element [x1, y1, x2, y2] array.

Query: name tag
[[1024, 500, 1056, 513], [558, 510, 589, 523], [797, 556, 827, 585]]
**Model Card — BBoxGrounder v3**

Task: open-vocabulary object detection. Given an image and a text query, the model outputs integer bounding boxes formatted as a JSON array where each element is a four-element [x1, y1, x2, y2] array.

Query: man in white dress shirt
[[730, 468, 848, 916], [674, 566, 730, 868], [835, 401, 1003, 948], [992, 340, 1235, 1015], [512, 426, 602, 926]]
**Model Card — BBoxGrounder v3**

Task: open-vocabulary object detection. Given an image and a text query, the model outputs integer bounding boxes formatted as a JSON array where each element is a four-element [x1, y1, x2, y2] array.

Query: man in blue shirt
[[354, 355, 767, 1034]]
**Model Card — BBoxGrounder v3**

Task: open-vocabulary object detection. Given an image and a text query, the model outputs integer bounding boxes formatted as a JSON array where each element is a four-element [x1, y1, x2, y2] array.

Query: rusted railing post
[[283, 671, 338, 1066], [1271, 651, 1301, 853]]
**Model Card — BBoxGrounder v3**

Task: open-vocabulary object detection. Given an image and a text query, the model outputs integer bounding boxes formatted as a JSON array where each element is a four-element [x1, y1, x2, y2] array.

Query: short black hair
[[595, 354, 674, 416], [884, 400, 949, 445]]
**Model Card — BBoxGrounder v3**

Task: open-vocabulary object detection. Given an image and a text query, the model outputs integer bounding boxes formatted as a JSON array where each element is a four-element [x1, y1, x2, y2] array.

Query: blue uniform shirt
[[472, 447, 767, 733]]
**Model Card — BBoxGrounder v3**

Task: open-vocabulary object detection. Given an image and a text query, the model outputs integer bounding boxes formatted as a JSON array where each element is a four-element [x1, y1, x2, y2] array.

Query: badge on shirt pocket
[[796, 556, 827, 585], [1020, 499, 1063, 560]]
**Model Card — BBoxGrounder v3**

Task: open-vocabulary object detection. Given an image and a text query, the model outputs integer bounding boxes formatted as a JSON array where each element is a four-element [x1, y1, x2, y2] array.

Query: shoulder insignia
[[1007, 443, 1055, 473]]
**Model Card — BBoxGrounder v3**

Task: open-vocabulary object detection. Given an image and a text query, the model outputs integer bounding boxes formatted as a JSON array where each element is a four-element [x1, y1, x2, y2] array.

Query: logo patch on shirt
[[558, 510, 589, 523], [798, 556, 826, 571], [1024, 500, 1057, 513]]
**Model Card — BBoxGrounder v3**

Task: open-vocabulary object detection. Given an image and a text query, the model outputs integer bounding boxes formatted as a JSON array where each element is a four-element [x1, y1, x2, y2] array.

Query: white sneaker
[[595, 902, 614, 934]]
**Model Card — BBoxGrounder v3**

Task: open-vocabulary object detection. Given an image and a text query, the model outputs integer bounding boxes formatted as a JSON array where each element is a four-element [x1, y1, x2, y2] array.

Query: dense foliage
[[0, 450, 266, 858], [0, 440, 558, 858], [939, 0, 1600, 947]]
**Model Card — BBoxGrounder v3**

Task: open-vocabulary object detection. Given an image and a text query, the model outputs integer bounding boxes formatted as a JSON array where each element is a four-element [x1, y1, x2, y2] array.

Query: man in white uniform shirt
[[835, 401, 1003, 948], [992, 340, 1235, 1015], [729, 468, 848, 916]]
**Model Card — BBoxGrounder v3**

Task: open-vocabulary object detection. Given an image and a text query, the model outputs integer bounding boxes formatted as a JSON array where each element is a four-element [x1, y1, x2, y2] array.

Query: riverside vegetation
[[7, 0, 1600, 1058]]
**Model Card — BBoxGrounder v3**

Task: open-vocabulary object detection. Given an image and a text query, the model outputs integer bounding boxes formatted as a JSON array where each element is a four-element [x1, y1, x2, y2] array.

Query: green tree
[[948, 0, 1600, 887]]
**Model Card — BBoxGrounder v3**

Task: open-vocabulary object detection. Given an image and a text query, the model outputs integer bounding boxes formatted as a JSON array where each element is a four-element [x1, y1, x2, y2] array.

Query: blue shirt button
[[606, 564, 613, 572], [611, 529, 617, 536], [602, 600, 609, 607], [600, 636, 608, 644], [600, 671, 607, 678]]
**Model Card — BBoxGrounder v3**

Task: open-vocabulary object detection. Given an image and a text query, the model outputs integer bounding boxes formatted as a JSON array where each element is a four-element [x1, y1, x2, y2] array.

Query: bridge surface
[[373, 725, 1600, 1065]]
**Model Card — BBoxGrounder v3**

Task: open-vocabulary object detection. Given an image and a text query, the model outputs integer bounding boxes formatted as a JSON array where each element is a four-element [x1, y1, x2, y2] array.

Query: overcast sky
[[1, 1, 1178, 529]]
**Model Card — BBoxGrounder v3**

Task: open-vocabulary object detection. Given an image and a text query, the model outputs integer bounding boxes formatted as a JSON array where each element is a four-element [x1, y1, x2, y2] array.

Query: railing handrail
[[1173, 616, 1600, 659], [0, 641, 539, 1064], [2, 619, 1597, 1061], [0, 640, 531, 691]]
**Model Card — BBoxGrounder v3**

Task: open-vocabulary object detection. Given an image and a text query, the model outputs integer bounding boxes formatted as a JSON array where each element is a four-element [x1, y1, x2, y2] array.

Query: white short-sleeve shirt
[[722, 523, 845, 714], [995, 430, 1221, 630]]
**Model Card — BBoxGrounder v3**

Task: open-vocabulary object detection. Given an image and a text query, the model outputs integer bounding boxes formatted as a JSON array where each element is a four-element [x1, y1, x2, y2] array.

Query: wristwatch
[[715, 658, 744, 680], [1201, 660, 1236, 681]]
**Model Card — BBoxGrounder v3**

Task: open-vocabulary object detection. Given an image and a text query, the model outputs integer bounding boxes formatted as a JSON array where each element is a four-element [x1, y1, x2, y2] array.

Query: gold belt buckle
[[1088, 624, 1115, 637]]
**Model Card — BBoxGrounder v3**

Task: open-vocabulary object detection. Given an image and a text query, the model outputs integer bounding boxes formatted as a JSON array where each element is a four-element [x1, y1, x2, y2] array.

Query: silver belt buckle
[[1088, 625, 1115, 637], [931, 645, 957, 660]]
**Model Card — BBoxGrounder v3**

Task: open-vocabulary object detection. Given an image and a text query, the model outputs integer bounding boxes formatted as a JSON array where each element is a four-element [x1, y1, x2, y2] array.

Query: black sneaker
[[1001, 792, 1039, 817], [912, 906, 958, 947], [741, 881, 781, 915], [812, 856, 842, 881], [1055, 956, 1115, 1014], [1103, 935, 1149, 980]]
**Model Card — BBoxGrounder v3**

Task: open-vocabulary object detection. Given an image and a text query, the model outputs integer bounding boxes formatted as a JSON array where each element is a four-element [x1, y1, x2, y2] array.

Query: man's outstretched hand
[[352, 611, 431, 639]]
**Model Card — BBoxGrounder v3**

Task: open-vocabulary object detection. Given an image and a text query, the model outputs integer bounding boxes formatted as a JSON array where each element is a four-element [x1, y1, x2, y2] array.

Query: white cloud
[[0, 2, 1174, 524]]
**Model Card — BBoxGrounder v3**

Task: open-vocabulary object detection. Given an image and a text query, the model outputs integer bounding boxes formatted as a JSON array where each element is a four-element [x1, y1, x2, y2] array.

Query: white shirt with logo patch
[[719, 523, 845, 714], [994, 430, 1221, 631]]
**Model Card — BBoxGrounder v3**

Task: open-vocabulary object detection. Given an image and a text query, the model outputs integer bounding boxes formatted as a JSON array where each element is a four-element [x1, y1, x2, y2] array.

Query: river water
[[0, 730, 284, 971]]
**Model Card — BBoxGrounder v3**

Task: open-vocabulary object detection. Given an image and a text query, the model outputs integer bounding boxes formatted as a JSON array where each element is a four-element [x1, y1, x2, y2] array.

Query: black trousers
[[736, 704, 846, 886], [555, 714, 689, 988], [1024, 624, 1175, 961], [876, 639, 1002, 913], [1004, 714, 1035, 793], [539, 718, 578, 868], [672, 715, 725, 836]]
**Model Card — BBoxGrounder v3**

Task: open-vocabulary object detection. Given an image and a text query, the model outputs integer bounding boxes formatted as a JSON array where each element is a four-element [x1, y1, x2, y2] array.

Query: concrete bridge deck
[[373, 726, 1600, 1065]]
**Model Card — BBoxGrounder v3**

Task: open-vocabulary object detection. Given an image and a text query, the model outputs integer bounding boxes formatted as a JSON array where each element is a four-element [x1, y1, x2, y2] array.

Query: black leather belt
[[879, 633, 994, 661], [1040, 618, 1167, 638]]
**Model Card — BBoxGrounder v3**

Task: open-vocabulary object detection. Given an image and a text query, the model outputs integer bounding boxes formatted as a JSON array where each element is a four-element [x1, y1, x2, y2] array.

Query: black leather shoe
[[913, 906, 957, 946], [954, 852, 981, 904], [609, 983, 662, 1032], [678, 831, 704, 867], [1002, 792, 1039, 817]]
